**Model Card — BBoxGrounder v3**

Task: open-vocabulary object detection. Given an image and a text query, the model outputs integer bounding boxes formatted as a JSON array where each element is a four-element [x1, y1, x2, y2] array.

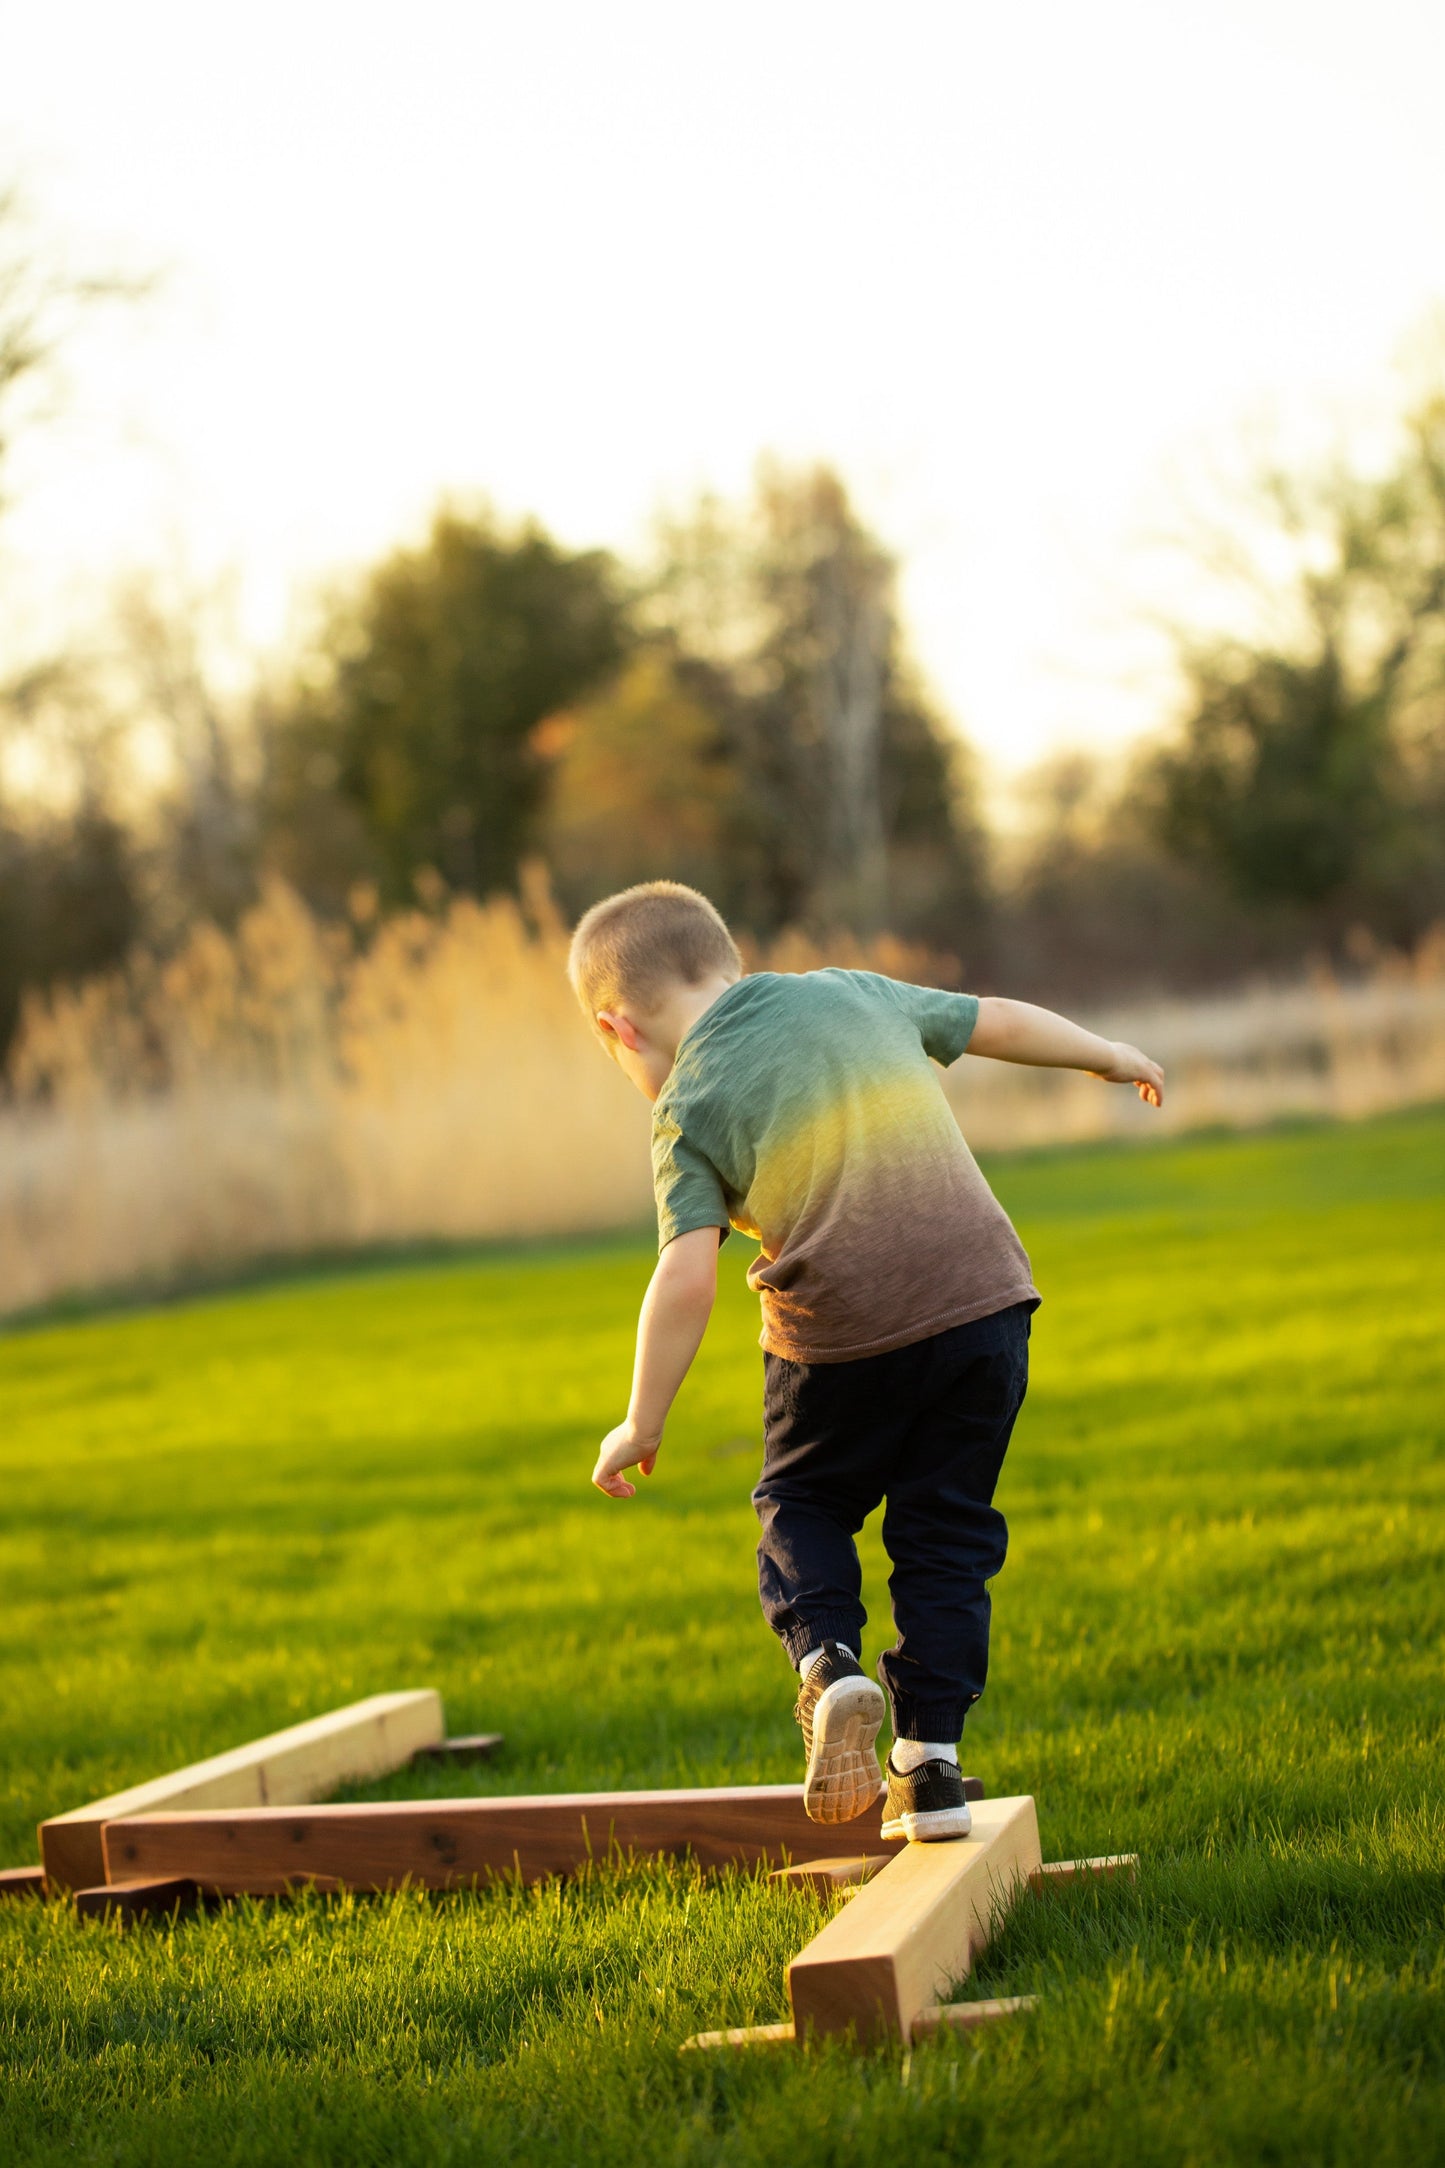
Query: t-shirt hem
[[759, 1281, 1041, 1364]]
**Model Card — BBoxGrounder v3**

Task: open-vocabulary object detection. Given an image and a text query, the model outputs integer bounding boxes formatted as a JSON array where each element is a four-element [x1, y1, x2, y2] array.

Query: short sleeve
[[651, 1107, 731, 1251], [879, 977, 980, 1065]]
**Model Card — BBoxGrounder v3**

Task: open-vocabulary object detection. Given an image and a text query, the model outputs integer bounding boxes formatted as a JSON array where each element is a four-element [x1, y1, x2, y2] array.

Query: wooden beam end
[[40, 1690, 448, 1891]]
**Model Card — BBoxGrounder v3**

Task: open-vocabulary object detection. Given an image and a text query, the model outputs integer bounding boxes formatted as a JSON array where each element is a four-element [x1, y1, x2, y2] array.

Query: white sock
[[890, 1737, 958, 1773], [798, 1642, 854, 1680]]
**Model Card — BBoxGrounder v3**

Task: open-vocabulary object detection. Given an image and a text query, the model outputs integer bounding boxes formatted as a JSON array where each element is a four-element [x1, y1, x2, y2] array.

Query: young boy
[[569, 882, 1163, 1842]]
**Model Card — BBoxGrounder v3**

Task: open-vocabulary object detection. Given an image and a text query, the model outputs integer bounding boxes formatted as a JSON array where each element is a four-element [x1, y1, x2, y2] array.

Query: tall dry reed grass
[[942, 933, 1445, 1151], [3, 880, 1443, 1318]]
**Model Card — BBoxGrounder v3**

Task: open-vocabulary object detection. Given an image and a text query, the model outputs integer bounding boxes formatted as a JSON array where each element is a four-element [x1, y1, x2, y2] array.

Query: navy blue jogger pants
[[752, 1300, 1032, 1741]]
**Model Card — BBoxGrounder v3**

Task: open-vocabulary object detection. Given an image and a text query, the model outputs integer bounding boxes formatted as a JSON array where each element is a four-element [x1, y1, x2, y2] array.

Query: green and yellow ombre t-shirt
[[651, 969, 1039, 1363]]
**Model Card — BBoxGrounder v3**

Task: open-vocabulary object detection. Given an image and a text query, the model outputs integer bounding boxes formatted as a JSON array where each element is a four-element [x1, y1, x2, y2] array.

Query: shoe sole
[[880, 1804, 973, 1843], [802, 1675, 887, 1823]]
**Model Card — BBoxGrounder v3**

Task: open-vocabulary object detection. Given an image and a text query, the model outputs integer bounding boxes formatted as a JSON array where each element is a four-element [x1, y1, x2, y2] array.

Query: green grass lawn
[[2, 1109, 1443, 2166]]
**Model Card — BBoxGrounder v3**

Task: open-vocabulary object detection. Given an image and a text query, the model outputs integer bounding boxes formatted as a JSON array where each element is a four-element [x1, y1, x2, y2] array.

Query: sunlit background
[[2, 0, 1444, 1310], [5, 14, 1444, 2155], [6, 0, 1445, 769]]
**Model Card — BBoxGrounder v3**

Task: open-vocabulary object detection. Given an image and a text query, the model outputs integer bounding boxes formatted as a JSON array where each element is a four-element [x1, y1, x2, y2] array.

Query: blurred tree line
[[259, 465, 982, 947], [999, 396, 1445, 996], [4, 186, 1445, 1055]]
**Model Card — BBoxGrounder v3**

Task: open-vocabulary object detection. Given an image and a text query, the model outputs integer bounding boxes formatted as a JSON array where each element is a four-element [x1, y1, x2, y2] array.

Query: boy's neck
[[650, 973, 741, 1064]]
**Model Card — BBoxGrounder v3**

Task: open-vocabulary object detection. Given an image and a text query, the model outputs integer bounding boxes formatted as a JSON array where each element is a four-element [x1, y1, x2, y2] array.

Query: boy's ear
[[596, 1009, 644, 1053]]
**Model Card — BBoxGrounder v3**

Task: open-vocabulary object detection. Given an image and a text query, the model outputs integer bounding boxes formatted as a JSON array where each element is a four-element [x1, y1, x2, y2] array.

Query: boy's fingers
[[591, 1425, 660, 1497]]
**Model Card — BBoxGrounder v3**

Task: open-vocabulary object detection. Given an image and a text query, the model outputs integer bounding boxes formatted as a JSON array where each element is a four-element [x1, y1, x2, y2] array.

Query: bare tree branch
[[0, 180, 153, 516]]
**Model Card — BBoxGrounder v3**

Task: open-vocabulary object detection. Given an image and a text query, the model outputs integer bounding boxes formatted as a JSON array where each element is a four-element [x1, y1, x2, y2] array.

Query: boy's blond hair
[[568, 882, 742, 1023]]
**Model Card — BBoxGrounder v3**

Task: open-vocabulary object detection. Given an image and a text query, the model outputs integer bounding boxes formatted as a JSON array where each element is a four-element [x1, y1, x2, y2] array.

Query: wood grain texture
[[787, 1795, 1042, 2045], [41, 1690, 445, 1889], [0, 1864, 47, 1899], [102, 1785, 893, 1892]]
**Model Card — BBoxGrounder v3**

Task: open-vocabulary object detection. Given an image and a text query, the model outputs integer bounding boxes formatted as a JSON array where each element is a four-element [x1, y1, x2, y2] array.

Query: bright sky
[[3, 0, 1444, 788]]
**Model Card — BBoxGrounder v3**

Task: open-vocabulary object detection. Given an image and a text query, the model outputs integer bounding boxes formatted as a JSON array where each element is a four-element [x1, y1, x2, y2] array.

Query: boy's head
[[568, 882, 742, 1094]]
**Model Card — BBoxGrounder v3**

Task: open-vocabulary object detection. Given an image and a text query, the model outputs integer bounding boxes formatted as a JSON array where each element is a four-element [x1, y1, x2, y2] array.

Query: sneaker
[[880, 1755, 974, 1842], [793, 1642, 887, 1824]]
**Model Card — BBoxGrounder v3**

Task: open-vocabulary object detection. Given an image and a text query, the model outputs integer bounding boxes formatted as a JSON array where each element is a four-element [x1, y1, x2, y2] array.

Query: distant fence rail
[[2, 886, 1441, 1318]]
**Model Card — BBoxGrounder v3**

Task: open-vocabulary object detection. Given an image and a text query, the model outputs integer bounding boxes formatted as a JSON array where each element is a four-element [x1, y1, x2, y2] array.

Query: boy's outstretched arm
[[967, 997, 1165, 1107], [592, 1227, 719, 1499]]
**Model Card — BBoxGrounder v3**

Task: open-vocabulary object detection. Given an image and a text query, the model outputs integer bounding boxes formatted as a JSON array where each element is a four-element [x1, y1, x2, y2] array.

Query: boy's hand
[[1090, 1041, 1165, 1108], [592, 1420, 662, 1500]]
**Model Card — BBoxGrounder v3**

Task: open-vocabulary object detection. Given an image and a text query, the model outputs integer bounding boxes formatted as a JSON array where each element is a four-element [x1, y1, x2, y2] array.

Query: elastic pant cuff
[[780, 1612, 866, 1670], [887, 1696, 972, 1743]]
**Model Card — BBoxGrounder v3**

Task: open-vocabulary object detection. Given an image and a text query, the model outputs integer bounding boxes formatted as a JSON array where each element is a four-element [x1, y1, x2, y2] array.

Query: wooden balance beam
[[74, 1824, 989, 1922], [100, 1784, 894, 1892], [41, 1690, 445, 1890], [787, 1795, 1042, 2044], [688, 1812, 1141, 2051]]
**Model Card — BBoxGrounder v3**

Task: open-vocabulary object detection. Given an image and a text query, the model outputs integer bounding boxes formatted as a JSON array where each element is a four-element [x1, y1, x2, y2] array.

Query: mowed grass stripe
[[1, 1107, 1442, 2165]]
